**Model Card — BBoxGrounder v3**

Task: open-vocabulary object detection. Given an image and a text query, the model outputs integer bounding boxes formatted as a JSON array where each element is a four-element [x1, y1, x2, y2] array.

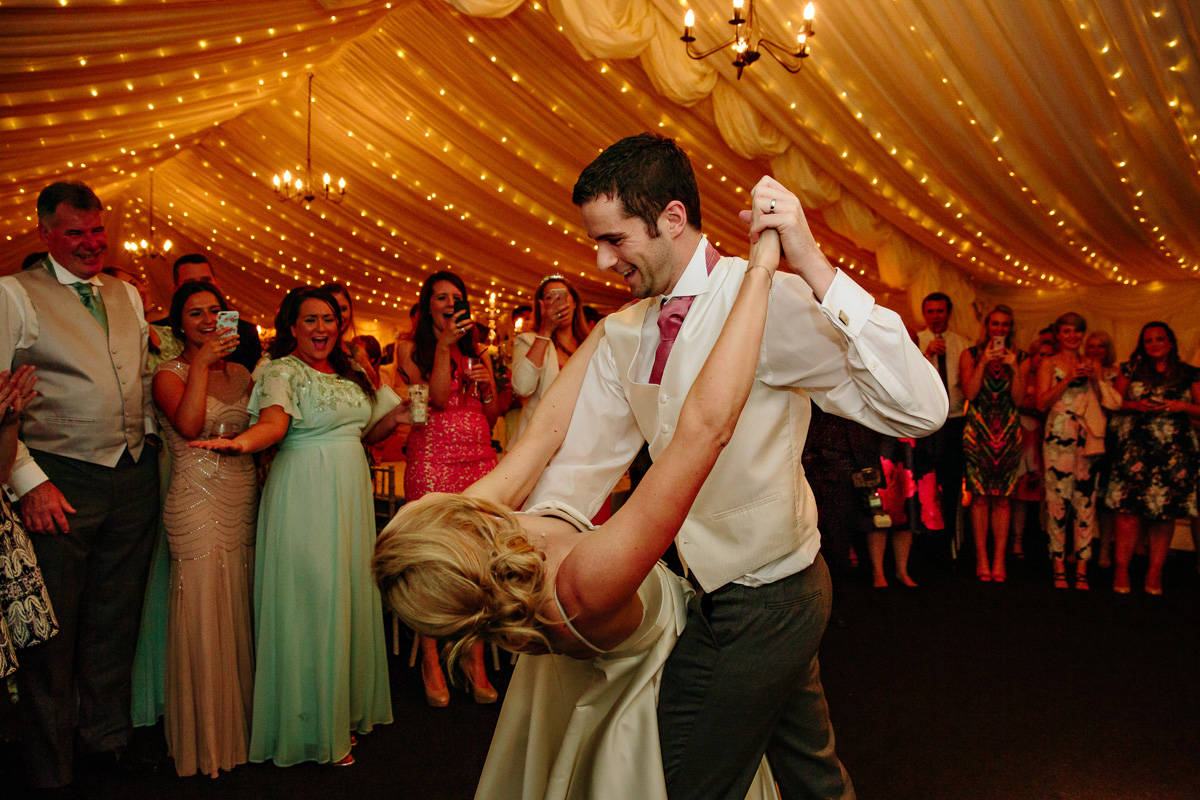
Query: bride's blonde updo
[[372, 493, 553, 676]]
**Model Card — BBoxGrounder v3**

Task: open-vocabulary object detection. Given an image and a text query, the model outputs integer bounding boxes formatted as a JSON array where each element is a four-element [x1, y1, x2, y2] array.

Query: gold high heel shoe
[[466, 671, 498, 704], [422, 658, 450, 707]]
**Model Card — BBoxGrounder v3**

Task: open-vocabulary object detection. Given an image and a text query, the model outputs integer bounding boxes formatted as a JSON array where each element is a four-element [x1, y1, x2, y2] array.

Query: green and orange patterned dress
[[963, 347, 1026, 496]]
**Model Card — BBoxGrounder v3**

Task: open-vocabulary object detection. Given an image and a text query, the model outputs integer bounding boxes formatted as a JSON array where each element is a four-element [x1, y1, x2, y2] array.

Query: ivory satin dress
[[475, 502, 777, 800]]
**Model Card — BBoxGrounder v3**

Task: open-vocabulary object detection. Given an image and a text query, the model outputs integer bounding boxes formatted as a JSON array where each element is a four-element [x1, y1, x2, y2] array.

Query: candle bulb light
[[680, 0, 815, 78], [272, 74, 346, 204]]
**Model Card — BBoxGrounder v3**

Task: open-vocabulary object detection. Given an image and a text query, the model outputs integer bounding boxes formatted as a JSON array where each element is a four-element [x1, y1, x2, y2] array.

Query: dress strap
[[524, 501, 605, 652], [552, 584, 607, 655]]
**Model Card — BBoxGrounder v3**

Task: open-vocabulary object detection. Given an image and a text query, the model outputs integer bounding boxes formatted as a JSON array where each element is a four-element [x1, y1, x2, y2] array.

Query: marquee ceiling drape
[[2, 0, 1197, 351]]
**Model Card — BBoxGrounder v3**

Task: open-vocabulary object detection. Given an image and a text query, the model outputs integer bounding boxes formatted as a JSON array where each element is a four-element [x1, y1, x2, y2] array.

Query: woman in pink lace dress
[[394, 271, 500, 707]]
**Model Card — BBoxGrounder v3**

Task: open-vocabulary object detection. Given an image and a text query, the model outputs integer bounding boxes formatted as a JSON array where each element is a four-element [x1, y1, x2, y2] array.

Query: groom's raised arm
[[522, 335, 645, 517]]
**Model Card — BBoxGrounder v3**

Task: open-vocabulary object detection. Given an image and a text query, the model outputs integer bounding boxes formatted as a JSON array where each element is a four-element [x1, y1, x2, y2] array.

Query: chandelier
[[123, 171, 172, 260], [272, 73, 346, 204], [682, 1, 815, 80]]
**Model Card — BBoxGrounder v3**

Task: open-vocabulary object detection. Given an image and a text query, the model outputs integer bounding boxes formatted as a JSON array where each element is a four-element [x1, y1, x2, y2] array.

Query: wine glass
[[204, 420, 236, 470]]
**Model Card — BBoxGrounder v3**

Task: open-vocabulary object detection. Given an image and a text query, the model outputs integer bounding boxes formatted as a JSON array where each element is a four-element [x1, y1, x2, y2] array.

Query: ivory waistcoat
[[12, 262, 147, 466], [605, 257, 819, 591]]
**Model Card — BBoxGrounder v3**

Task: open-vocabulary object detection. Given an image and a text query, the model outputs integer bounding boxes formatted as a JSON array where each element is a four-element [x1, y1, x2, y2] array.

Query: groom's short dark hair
[[572, 133, 702, 237]]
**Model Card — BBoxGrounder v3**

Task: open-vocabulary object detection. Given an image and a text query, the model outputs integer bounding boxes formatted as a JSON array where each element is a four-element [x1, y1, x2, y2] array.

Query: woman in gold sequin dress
[[395, 271, 500, 707], [151, 283, 257, 777]]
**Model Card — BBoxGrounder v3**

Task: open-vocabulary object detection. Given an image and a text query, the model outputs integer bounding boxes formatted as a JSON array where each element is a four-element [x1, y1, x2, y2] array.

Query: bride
[[373, 220, 781, 799]]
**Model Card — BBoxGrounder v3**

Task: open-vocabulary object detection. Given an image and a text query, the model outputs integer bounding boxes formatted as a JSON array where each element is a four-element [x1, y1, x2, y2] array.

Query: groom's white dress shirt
[[526, 237, 948, 592]]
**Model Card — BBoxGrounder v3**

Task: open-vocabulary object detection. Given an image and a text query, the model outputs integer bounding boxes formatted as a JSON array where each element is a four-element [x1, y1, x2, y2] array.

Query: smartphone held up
[[216, 310, 239, 337]]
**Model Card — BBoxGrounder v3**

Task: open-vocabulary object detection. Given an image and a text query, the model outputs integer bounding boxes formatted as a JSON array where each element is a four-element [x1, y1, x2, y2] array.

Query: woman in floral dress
[[1105, 322, 1200, 595], [960, 305, 1025, 582], [395, 271, 500, 708]]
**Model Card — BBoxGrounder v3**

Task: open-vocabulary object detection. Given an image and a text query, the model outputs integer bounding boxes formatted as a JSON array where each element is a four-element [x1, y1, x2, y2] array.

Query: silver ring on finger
[[769, 199, 776, 213]]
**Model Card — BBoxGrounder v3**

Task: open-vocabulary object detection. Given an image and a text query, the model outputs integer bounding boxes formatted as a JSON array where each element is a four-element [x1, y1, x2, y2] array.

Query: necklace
[[552, 336, 577, 357]]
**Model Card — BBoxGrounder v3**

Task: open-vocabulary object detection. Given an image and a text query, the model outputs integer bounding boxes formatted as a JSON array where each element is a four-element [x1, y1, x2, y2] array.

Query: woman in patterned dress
[[1037, 312, 1120, 590], [0, 366, 57, 681], [960, 305, 1026, 582], [394, 271, 500, 707], [151, 283, 257, 777], [1105, 322, 1200, 595]]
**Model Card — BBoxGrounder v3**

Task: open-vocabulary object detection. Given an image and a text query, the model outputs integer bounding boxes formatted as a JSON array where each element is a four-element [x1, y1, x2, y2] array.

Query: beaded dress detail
[[154, 359, 258, 777]]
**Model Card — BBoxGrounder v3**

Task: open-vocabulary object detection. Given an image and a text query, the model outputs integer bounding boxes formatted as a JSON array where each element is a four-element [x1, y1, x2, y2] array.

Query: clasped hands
[[0, 365, 37, 427], [738, 176, 836, 299]]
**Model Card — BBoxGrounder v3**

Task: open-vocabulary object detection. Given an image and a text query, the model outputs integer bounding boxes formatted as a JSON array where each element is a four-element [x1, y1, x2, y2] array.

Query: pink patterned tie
[[649, 296, 695, 385], [648, 241, 722, 386]]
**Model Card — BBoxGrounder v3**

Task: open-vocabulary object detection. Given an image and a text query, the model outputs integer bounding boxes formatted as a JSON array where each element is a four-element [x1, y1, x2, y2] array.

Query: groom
[[524, 134, 947, 799]]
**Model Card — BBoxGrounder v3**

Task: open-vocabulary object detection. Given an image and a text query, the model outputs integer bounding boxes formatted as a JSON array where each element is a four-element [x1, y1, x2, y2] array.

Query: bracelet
[[533, 334, 551, 341], [746, 264, 773, 281], [481, 394, 495, 404]]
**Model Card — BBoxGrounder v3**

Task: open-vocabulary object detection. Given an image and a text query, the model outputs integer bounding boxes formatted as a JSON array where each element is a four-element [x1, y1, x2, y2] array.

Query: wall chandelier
[[273, 73, 346, 204], [123, 171, 172, 260], [682, 1, 815, 80]]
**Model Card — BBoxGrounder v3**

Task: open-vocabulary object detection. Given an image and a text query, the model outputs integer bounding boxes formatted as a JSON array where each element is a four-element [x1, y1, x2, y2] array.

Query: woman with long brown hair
[[152, 282, 256, 777], [195, 286, 408, 767], [394, 271, 501, 707]]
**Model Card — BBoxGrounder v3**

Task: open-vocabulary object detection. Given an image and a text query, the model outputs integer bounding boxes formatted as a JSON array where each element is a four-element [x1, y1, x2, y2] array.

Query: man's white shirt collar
[[46, 254, 101, 287], [660, 236, 712, 303]]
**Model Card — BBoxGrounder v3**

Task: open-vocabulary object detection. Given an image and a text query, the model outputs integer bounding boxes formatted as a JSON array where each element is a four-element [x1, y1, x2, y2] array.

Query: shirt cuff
[[8, 460, 49, 498], [818, 269, 875, 337]]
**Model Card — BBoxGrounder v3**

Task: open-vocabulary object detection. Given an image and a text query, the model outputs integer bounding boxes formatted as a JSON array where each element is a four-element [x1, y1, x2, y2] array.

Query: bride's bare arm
[[558, 230, 780, 626], [463, 318, 606, 509]]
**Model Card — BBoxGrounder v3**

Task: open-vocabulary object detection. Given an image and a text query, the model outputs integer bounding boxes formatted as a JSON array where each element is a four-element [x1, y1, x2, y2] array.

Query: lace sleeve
[[248, 357, 303, 422]]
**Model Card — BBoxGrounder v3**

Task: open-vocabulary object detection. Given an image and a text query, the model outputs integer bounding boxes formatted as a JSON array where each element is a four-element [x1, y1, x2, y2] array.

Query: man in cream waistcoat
[[1, 182, 160, 791], [525, 134, 948, 800]]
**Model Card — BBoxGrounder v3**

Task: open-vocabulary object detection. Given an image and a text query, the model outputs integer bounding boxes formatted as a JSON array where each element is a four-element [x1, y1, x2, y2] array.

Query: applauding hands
[[0, 365, 37, 427]]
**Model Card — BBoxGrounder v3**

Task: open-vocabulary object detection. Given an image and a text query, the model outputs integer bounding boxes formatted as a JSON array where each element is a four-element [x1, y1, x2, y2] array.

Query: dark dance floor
[[3, 547, 1198, 799]]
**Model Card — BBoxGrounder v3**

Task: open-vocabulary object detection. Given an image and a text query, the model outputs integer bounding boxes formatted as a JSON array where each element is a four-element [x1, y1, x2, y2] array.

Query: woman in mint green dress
[[195, 287, 407, 767]]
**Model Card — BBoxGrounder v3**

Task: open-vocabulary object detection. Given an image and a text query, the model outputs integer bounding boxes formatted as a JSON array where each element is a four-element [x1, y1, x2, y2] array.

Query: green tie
[[73, 282, 109, 332]]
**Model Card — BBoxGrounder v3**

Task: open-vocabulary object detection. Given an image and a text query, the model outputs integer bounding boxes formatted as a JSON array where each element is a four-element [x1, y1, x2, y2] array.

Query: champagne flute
[[464, 357, 479, 399]]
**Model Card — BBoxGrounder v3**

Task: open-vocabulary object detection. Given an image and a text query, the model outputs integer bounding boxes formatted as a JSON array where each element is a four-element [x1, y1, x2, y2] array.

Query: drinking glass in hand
[[464, 358, 480, 399], [205, 421, 236, 470]]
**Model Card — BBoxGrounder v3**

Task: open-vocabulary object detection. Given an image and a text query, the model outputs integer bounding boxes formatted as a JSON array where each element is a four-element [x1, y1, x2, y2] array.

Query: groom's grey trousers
[[658, 553, 855, 800]]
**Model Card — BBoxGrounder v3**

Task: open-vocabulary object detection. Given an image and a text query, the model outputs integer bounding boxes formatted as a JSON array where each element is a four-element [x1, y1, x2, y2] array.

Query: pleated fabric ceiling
[[2, 0, 1197, 352]]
